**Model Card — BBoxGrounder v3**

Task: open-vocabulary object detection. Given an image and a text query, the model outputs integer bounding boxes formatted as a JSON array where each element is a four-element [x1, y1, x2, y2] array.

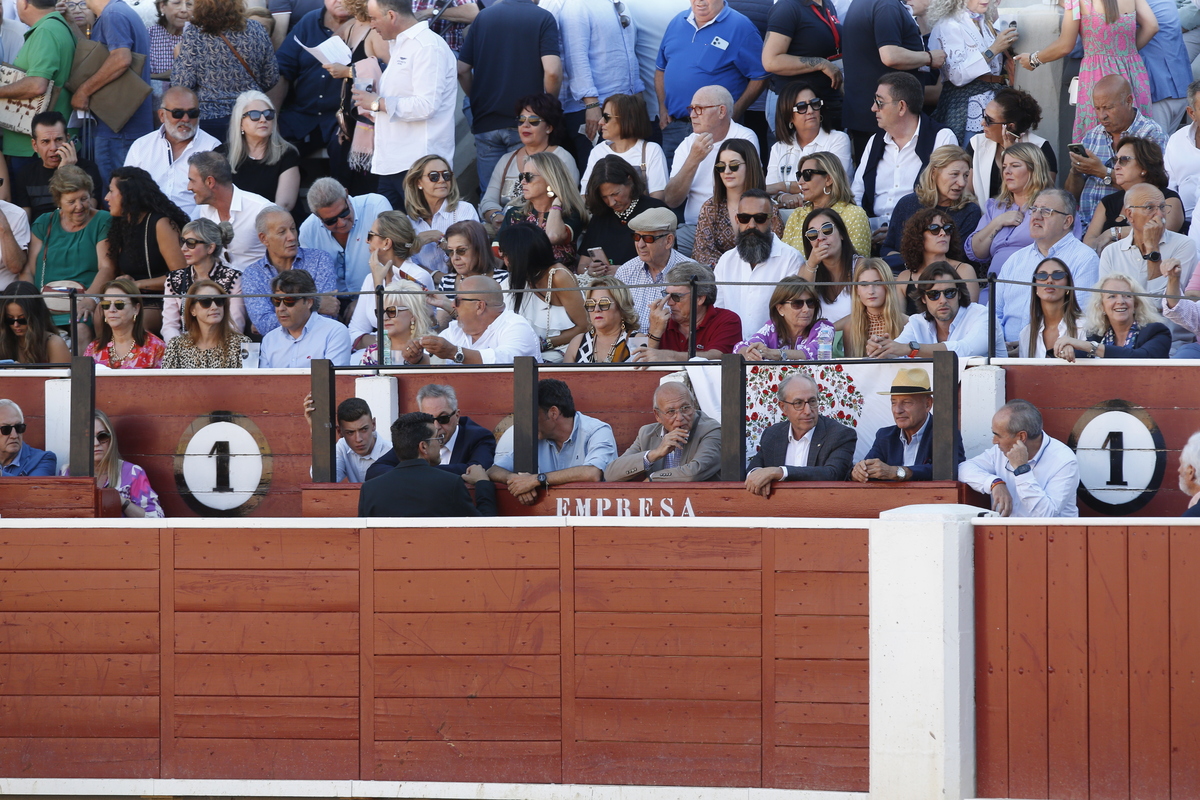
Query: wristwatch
[[537, 473, 549, 488], [1142, 250, 1162, 261], [453, 345, 464, 363], [1013, 463, 1032, 476], [370, 97, 380, 113], [896, 466, 908, 481], [1102, 170, 1113, 186]]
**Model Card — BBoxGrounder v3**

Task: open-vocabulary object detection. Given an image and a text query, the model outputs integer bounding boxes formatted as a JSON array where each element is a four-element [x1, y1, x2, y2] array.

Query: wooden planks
[[1047, 526, 1089, 800]]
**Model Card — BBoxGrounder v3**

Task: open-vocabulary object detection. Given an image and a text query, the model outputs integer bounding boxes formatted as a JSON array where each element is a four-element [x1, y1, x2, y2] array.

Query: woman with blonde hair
[[403, 154, 479, 275], [500, 150, 589, 271], [781, 151, 871, 258], [564, 276, 639, 363], [361, 280, 435, 365], [735, 276, 836, 360], [163, 218, 245, 341], [967, 142, 1055, 274], [882, 145, 980, 268], [348, 211, 435, 352], [62, 410, 163, 518], [841, 258, 908, 358], [1054, 272, 1170, 360], [162, 280, 250, 368], [225, 91, 300, 210]]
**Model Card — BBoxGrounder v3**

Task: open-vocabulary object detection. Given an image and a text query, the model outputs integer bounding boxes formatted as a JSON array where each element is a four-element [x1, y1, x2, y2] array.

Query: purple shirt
[[735, 318, 834, 358]]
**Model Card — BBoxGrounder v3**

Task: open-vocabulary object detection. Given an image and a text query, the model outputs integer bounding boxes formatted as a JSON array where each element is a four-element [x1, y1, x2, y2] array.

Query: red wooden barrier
[[0, 478, 122, 518]]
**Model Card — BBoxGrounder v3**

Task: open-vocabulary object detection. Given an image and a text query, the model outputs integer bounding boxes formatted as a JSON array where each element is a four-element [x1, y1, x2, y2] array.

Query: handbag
[[0, 64, 55, 135], [61, 17, 152, 133], [37, 211, 87, 315]]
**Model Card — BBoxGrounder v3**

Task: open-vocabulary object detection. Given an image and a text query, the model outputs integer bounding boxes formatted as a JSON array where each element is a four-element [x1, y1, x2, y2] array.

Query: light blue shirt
[[494, 412, 618, 474], [1142, 0, 1192, 103], [241, 247, 339, 336], [995, 235, 1100, 343], [557, 0, 643, 113], [259, 310, 352, 368], [298, 193, 392, 293], [896, 412, 931, 467]]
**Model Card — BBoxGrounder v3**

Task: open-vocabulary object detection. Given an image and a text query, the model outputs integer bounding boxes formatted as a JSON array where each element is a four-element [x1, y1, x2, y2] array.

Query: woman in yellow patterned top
[[782, 151, 871, 258]]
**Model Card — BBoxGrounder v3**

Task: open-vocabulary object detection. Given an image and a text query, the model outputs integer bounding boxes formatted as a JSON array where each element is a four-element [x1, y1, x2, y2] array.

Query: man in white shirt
[[663, 84, 758, 256], [0, 197, 29, 291], [1164, 83, 1200, 229], [352, 0, 457, 210], [851, 72, 957, 236], [418, 275, 543, 364], [959, 399, 1079, 518], [303, 395, 390, 482], [188, 151, 271, 271], [124, 86, 219, 218], [714, 189, 804, 339], [870, 262, 1000, 358]]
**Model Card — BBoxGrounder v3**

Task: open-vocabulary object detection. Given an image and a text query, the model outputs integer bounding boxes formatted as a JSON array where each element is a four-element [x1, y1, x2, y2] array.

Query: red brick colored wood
[[775, 660, 868, 705], [773, 528, 869, 572], [0, 529, 159, 569], [775, 616, 868, 660], [573, 528, 763, 569], [761, 527, 776, 787], [375, 612, 560, 655], [1087, 527, 1130, 800], [174, 654, 359, 696], [174, 569, 359, 612], [1170, 527, 1200, 796], [574, 612, 761, 657], [975, 525, 1009, 798], [575, 569, 761, 613], [775, 702, 868, 748], [374, 655, 561, 698], [0, 570, 159, 612], [1007, 526, 1049, 798], [173, 696, 358, 739], [574, 698, 761, 744], [775, 572, 867, 616], [374, 740, 562, 783], [574, 655, 761, 701], [374, 569, 561, 613], [171, 738, 358, 779], [571, 742, 761, 787], [358, 525, 374, 780], [0, 478, 118, 518], [174, 612, 359, 654], [559, 524, 575, 786], [771, 745, 868, 792], [0, 737, 159, 778], [1128, 527, 1170, 799], [0, 654, 159, 695], [174, 529, 359, 569], [0, 612, 159, 652], [0, 695, 159, 737], [159, 527, 175, 779], [373, 528, 560, 570], [376, 697, 562, 741], [1046, 526, 1089, 800]]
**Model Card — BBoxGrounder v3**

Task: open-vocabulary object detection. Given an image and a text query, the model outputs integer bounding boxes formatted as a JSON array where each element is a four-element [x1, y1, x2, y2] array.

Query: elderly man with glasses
[[632, 260, 742, 362], [606, 381, 721, 482], [242, 206, 339, 336], [744, 372, 856, 496], [615, 207, 689, 333], [418, 275, 541, 365], [365, 383, 497, 482], [123, 89, 218, 217], [0, 399, 55, 477]]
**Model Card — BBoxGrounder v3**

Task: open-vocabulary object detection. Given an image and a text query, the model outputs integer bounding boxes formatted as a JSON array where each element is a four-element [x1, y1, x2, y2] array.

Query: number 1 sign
[[174, 412, 274, 516]]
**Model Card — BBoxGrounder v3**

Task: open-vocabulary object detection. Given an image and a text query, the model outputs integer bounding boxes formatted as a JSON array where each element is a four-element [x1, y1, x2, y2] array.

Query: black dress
[[224, 147, 301, 203], [119, 212, 173, 308]]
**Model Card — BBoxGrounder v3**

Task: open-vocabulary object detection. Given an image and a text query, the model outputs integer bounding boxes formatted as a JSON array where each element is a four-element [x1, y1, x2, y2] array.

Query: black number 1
[[1101, 431, 1127, 486], [208, 440, 233, 492]]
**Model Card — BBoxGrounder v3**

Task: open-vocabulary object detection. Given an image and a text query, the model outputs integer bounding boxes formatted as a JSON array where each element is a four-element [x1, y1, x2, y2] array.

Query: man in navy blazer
[[745, 372, 858, 496], [365, 384, 496, 481], [851, 367, 963, 482]]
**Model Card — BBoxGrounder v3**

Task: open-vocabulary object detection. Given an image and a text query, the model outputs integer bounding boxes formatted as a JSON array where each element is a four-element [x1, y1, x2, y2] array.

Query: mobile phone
[[1067, 143, 1088, 158], [588, 246, 607, 263]]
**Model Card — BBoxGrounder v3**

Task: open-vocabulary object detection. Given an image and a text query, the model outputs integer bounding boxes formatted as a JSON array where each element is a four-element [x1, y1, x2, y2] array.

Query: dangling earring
[[409, 319, 416, 337]]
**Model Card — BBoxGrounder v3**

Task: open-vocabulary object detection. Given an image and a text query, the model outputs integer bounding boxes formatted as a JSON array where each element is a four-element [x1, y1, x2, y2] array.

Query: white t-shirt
[[581, 139, 669, 193]]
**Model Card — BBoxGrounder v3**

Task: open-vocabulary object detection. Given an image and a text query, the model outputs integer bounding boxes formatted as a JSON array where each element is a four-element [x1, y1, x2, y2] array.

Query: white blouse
[[1017, 316, 1085, 359], [766, 128, 854, 189], [929, 10, 1005, 134], [580, 139, 669, 194]]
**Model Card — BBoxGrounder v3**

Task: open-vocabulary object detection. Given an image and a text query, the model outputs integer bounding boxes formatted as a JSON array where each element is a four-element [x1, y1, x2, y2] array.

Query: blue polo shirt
[[91, 0, 153, 140], [656, 5, 769, 120], [1142, 0, 1192, 103], [274, 8, 343, 141], [1, 442, 57, 477]]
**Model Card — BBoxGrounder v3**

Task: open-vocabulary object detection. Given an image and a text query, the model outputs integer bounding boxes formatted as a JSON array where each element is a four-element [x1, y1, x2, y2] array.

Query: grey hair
[[1002, 399, 1043, 439], [255, 205, 292, 236], [0, 399, 23, 422], [1190, 79, 1200, 106], [653, 381, 695, 408], [416, 384, 459, 408], [374, 0, 415, 16], [307, 177, 349, 212], [188, 150, 232, 185], [777, 371, 818, 400], [1035, 188, 1077, 220], [1182, 431, 1200, 471], [665, 261, 717, 306], [695, 84, 735, 113]]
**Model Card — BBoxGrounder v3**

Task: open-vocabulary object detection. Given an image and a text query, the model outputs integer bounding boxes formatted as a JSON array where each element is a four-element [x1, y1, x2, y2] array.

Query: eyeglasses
[[687, 104, 717, 116], [453, 296, 485, 307], [4, 315, 26, 326], [164, 107, 200, 119], [871, 96, 898, 109], [792, 99, 823, 114], [180, 238, 208, 249], [632, 232, 669, 244], [799, 168, 828, 181], [1034, 270, 1068, 282], [1129, 202, 1169, 213], [424, 431, 447, 444], [382, 306, 409, 318], [715, 161, 742, 174], [432, 411, 457, 425], [94, 431, 111, 444], [662, 290, 691, 303], [583, 298, 614, 311], [195, 296, 227, 308], [0, 423, 27, 435], [781, 298, 819, 309], [518, 172, 541, 184], [270, 296, 301, 307], [736, 212, 770, 224], [242, 109, 276, 122], [99, 300, 128, 311], [804, 222, 836, 240], [319, 205, 352, 227], [926, 223, 954, 234], [982, 113, 1006, 127], [923, 288, 959, 301], [1115, 154, 1137, 165], [516, 115, 543, 126], [780, 397, 819, 410], [655, 404, 694, 418], [424, 169, 453, 183], [613, 0, 630, 27], [442, 245, 470, 257], [601, 112, 617, 123], [1028, 206, 1068, 218]]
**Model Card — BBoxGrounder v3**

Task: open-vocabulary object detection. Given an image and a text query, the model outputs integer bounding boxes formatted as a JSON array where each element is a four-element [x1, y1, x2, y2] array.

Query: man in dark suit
[[365, 384, 496, 481], [745, 372, 857, 496], [358, 412, 495, 517], [851, 367, 964, 482]]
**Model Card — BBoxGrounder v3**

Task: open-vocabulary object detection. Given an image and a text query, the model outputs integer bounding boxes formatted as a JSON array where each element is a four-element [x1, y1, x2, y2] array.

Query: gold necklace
[[109, 339, 135, 366]]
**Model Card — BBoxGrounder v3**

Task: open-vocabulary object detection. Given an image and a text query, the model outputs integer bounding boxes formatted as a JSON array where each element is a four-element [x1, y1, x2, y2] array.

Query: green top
[[32, 209, 112, 325], [3, 12, 76, 157]]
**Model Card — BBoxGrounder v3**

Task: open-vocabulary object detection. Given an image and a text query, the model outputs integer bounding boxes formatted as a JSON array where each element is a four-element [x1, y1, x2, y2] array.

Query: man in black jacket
[[365, 384, 496, 481], [358, 412, 495, 517]]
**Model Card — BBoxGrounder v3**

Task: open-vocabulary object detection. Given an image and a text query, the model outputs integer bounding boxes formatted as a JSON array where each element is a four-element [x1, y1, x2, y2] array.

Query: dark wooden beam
[[932, 350, 959, 481], [310, 359, 337, 483], [69, 355, 95, 478], [720, 353, 746, 481], [513, 357, 539, 474]]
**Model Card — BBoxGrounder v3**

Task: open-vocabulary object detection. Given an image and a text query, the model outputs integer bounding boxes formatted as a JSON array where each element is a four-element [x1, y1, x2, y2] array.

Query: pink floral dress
[[1070, 0, 1152, 141]]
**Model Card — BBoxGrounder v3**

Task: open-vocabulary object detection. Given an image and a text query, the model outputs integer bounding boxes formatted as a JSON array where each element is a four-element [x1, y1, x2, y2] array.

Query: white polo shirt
[[124, 125, 221, 218]]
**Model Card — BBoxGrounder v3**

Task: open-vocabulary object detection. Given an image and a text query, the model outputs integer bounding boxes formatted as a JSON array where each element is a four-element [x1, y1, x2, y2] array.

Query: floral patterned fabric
[[1068, 0, 1152, 141], [735, 318, 835, 358], [85, 334, 166, 369], [692, 200, 784, 267]]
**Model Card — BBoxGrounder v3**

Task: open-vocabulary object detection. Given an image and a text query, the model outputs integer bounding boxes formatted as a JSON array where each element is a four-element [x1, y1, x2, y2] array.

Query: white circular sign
[[181, 421, 265, 510], [1075, 409, 1158, 506]]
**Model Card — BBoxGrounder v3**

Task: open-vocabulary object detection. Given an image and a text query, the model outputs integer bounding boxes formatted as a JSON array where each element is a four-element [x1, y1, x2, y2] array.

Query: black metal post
[[688, 275, 698, 359], [310, 359, 337, 483], [374, 284, 386, 365], [932, 350, 959, 481], [513, 356, 539, 475], [719, 353, 747, 480], [69, 355, 95, 478], [987, 272, 997, 365], [68, 289, 79, 357]]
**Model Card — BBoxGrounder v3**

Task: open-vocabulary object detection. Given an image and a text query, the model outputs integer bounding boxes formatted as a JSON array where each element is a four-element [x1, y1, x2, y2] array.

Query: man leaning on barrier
[[0, 399, 56, 477], [605, 381, 721, 483], [852, 367, 964, 483]]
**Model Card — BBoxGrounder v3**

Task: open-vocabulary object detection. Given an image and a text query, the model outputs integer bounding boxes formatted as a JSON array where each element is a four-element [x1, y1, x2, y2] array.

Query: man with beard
[[868, 262, 1000, 358], [713, 188, 804, 339], [123, 86, 220, 217], [14, 112, 104, 220]]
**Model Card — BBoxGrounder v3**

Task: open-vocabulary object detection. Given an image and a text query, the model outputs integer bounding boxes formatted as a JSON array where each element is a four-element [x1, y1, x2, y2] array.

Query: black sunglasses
[[517, 172, 540, 184], [433, 411, 457, 425], [195, 296, 227, 308], [270, 296, 302, 307], [1034, 270, 1069, 282], [181, 238, 209, 249], [793, 99, 823, 113], [661, 290, 691, 303], [94, 431, 112, 444], [781, 298, 819, 309], [242, 109, 276, 121], [4, 315, 26, 326], [425, 169, 453, 182], [164, 107, 200, 119], [926, 223, 954, 234], [799, 168, 828, 181], [601, 112, 616, 122], [737, 212, 770, 224], [714, 162, 742, 174], [804, 222, 837, 240], [0, 423, 27, 435], [923, 288, 959, 301], [319, 206, 352, 227]]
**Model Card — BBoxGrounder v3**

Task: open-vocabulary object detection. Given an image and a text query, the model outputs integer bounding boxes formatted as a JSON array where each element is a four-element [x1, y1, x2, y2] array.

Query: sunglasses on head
[[165, 107, 200, 119], [923, 288, 959, 301], [799, 168, 828, 181], [737, 212, 770, 224], [99, 300, 128, 311], [804, 221, 836, 240], [782, 297, 819, 310], [583, 298, 614, 311], [94, 431, 111, 444], [382, 306, 409, 318], [1035, 270, 1069, 282], [433, 411, 457, 425], [270, 296, 302, 307], [195, 296, 226, 308], [632, 232, 668, 244], [242, 109, 276, 121], [793, 99, 823, 113], [715, 161, 742, 174], [4, 315, 26, 326], [425, 169, 453, 182], [516, 115, 543, 126], [319, 206, 352, 227], [0, 423, 27, 435], [926, 222, 954, 234]]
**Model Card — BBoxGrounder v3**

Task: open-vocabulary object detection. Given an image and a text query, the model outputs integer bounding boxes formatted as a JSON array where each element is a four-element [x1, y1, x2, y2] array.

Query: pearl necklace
[[615, 200, 639, 222], [109, 339, 135, 366]]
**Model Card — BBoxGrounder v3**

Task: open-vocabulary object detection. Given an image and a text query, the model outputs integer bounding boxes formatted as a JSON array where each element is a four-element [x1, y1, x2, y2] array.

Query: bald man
[[1067, 74, 1167, 224], [420, 275, 543, 364], [605, 382, 722, 482], [123, 86, 220, 217]]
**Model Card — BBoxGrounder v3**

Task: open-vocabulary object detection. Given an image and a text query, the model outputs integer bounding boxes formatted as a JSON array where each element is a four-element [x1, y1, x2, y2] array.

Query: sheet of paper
[[295, 34, 353, 66]]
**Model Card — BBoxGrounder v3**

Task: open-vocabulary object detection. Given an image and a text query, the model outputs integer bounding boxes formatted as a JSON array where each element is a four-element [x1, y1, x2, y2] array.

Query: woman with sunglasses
[[0, 281, 71, 364], [162, 280, 250, 368], [735, 276, 835, 360], [84, 278, 166, 369], [781, 151, 871, 259], [966, 142, 1054, 274], [881, 145, 980, 270], [563, 276, 639, 363], [897, 208, 979, 309], [361, 279, 436, 365], [1082, 136, 1184, 253], [428, 220, 508, 327], [105, 167, 190, 336], [348, 211, 434, 352], [62, 410, 163, 518], [480, 93, 580, 229], [498, 222, 586, 362], [798, 207, 859, 323], [163, 219, 245, 341], [841, 258, 908, 358], [499, 151, 588, 271], [1017, 257, 1084, 358], [1054, 272, 1170, 360], [968, 88, 1056, 201], [222, 92, 300, 210], [580, 93, 668, 199], [766, 82, 852, 214], [403, 154, 479, 276], [692, 140, 781, 268]]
